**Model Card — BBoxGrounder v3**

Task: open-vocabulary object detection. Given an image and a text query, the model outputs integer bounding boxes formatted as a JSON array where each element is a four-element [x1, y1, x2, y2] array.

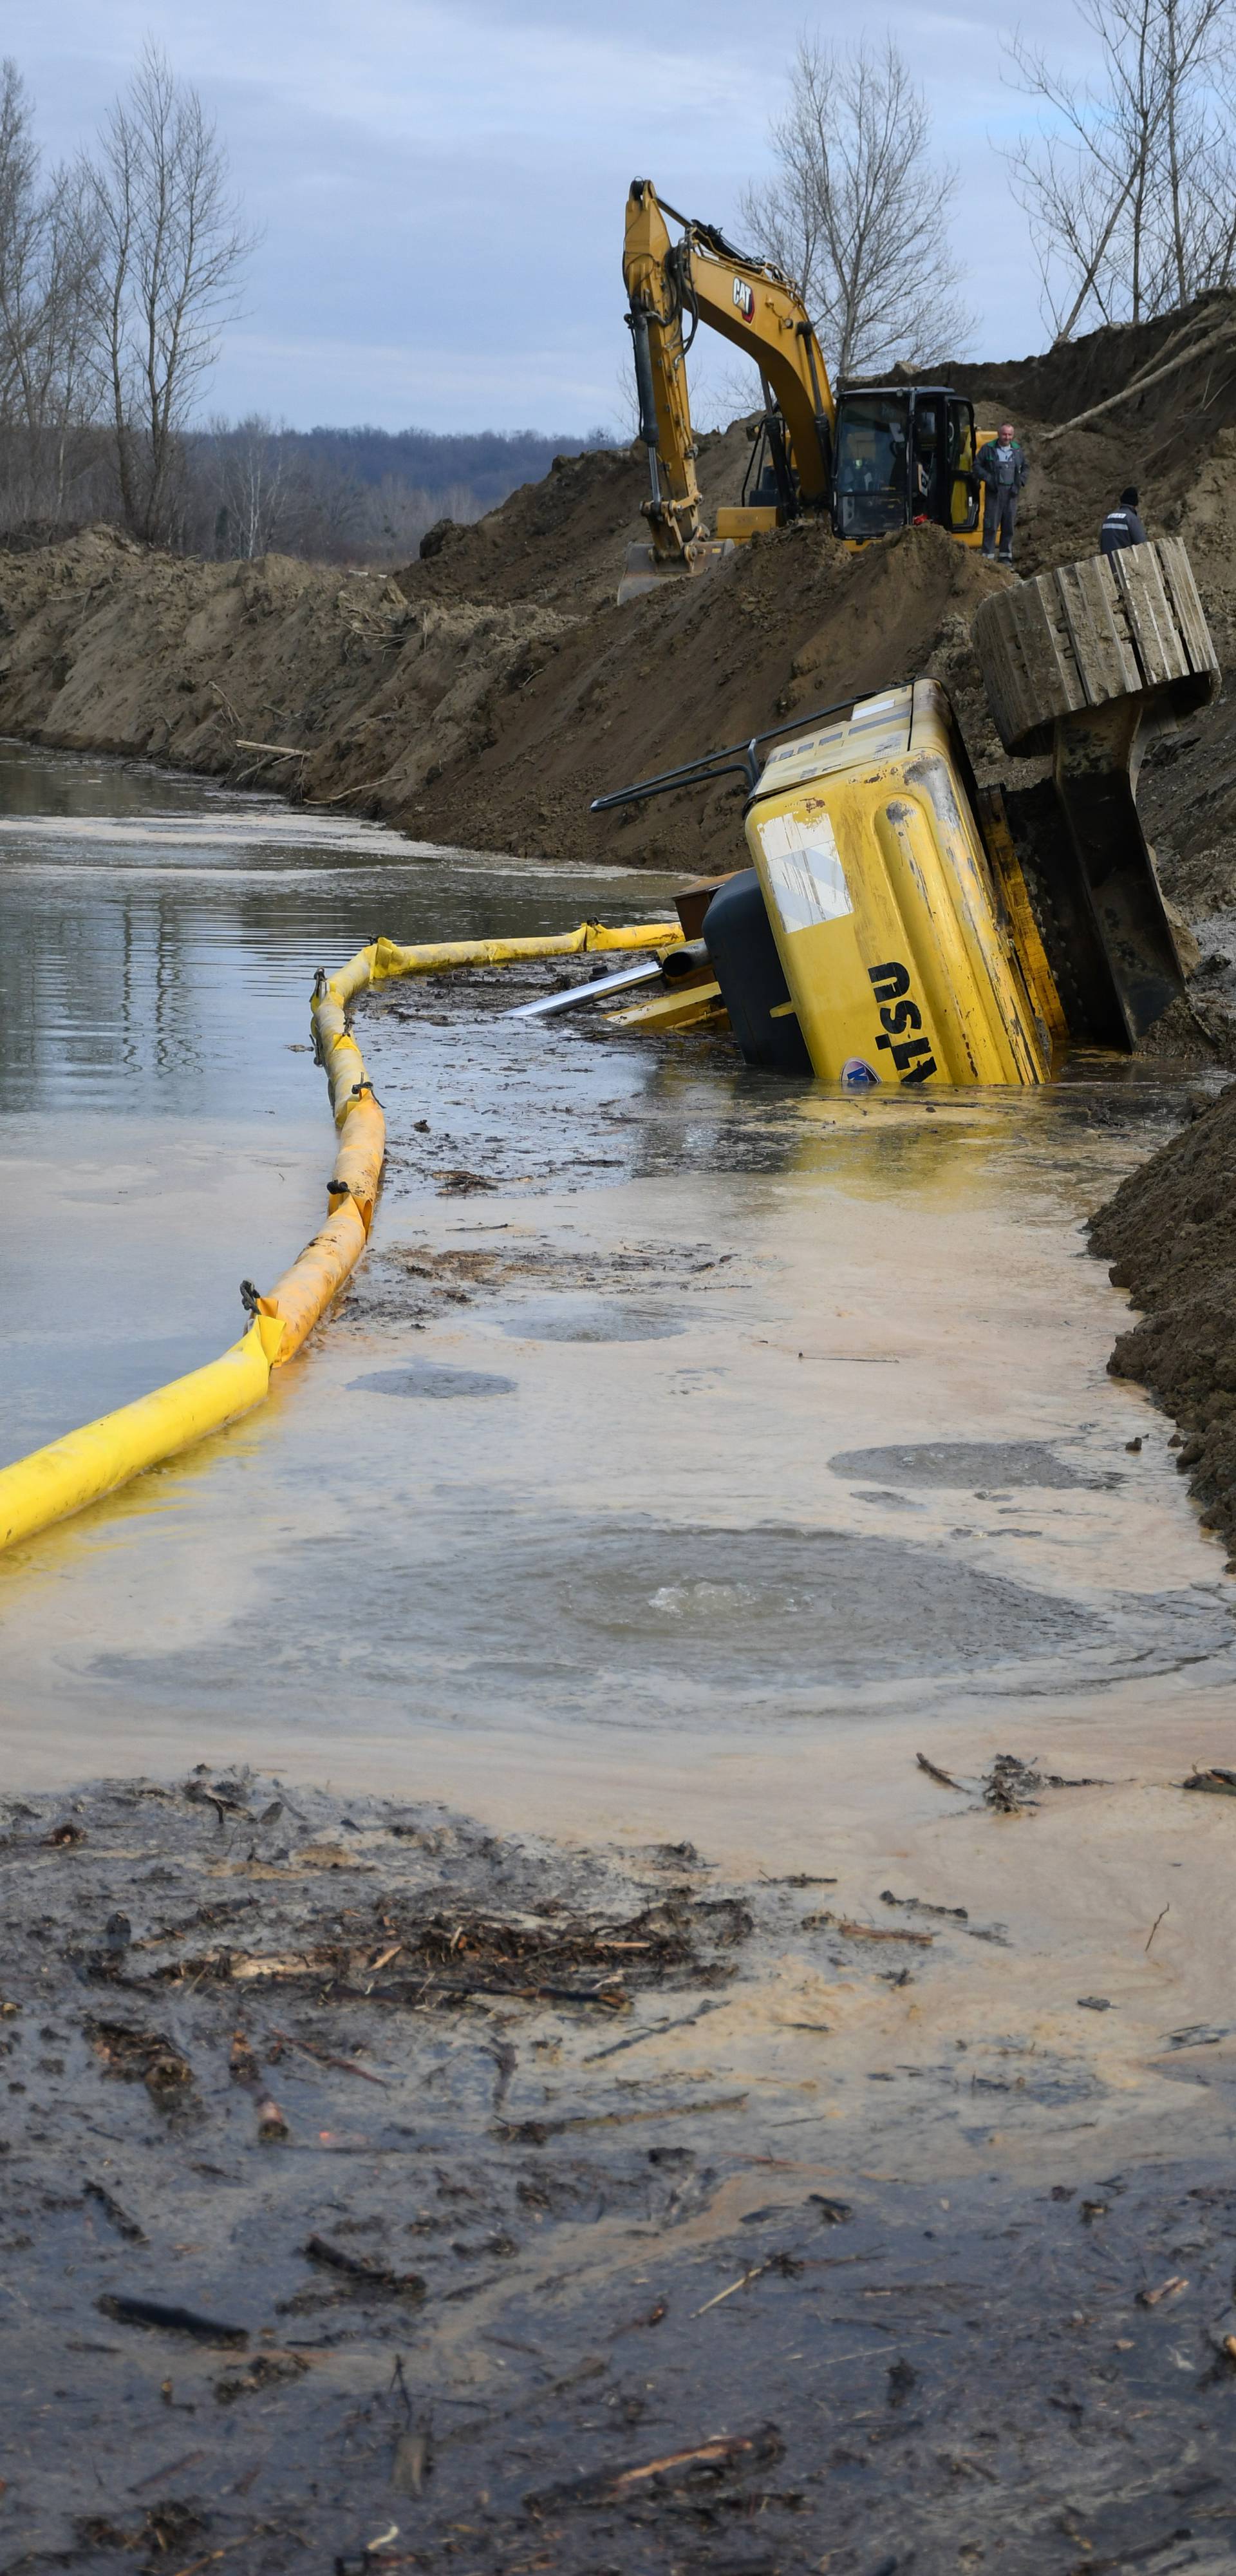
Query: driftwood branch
[[1040, 319, 1236, 443]]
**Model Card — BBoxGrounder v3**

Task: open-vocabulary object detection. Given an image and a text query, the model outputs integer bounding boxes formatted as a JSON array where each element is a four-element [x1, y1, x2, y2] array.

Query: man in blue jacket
[[978, 423, 1027, 565]]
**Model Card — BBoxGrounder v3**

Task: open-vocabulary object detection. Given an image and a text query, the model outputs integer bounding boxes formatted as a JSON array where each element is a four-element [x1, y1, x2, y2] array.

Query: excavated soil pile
[[2, 298, 1235, 889], [1092, 1083, 1236, 1562], [0, 496, 1010, 880]]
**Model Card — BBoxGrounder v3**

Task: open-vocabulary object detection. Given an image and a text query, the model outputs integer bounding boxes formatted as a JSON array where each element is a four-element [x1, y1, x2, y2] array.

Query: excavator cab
[[832, 387, 982, 547]]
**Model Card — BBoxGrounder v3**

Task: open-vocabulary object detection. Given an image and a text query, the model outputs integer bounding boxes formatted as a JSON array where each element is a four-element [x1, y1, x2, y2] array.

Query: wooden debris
[[1181, 1768, 1236, 1797], [1136, 2275, 1188, 2307], [804, 1912, 933, 1947], [98, 2295, 247, 2345], [917, 1752, 964, 1790], [527, 2423, 784, 2509], [267, 2024, 391, 2085], [303, 2235, 426, 2301]]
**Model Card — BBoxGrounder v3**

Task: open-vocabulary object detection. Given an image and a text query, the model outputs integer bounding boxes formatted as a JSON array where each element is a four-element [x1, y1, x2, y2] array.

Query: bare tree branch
[[740, 36, 973, 385], [1003, 0, 1235, 337]]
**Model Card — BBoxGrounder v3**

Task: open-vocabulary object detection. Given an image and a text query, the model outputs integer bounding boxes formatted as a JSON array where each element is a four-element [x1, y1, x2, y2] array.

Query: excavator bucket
[[617, 537, 735, 606], [973, 537, 1220, 1046]]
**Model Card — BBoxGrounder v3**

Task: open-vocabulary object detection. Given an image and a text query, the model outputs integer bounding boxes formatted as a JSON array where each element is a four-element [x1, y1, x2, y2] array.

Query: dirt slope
[[1091, 1084, 1236, 1564], [0, 502, 1011, 879], [0, 488, 1206, 887], [2, 299, 1233, 887]]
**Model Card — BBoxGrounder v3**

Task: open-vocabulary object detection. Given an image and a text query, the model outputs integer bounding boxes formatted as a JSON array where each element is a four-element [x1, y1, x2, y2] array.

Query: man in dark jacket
[[978, 422, 1027, 564], [1100, 487, 1148, 554]]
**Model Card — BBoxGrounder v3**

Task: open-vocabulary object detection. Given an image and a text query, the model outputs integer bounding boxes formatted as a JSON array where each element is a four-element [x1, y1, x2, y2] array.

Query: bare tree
[[87, 42, 257, 542], [741, 36, 972, 384], [1005, 0, 1234, 339], [0, 61, 103, 526], [201, 411, 296, 557]]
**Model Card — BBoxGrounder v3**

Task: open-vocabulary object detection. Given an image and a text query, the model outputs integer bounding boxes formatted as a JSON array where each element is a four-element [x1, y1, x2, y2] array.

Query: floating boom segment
[[0, 918, 683, 1551]]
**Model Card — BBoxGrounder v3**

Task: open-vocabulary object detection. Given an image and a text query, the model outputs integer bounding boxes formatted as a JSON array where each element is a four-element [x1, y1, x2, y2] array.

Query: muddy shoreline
[[1091, 1081, 1236, 1564], [6, 1766, 1236, 2576]]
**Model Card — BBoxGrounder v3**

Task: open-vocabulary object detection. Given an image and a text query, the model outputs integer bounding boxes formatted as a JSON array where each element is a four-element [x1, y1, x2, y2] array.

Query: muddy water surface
[[5, 735, 1236, 2107], [0, 737, 1231, 1802], [8, 745, 1236, 2573]]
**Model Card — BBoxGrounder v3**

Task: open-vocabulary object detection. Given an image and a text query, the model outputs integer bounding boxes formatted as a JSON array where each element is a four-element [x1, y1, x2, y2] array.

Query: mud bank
[[1092, 1081, 1236, 1561], [8, 1762, 1236, 2576]]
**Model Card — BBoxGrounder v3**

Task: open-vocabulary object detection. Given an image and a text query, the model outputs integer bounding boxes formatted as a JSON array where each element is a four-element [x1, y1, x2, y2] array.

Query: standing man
[[1100, 486, 1148, 554], [978, 422, 1027, 566]]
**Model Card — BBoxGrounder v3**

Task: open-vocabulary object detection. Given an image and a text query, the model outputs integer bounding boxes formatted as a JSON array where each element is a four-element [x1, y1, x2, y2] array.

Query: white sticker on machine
[[757, 809, 852, 934]]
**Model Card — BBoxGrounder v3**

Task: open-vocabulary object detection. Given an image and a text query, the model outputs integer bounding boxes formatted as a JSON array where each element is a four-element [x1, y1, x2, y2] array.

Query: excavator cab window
[[831, 394, 910, 538], [742, 406, 797, 518]]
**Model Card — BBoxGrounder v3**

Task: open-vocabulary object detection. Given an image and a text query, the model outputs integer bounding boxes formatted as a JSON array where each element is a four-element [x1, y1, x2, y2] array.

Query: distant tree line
[[0, 45, 612, 560], [185, 418, 615, 564]]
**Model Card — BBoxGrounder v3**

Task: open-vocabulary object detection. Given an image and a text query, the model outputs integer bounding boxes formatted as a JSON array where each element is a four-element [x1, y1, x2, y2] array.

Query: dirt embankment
[[1092, 1084, 1236, 1563], [2, 299, 1235, 894]]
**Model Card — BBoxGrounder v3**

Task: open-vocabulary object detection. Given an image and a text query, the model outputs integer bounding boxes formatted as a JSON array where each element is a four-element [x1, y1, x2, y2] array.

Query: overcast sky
[[6, 0, 1099, 435]]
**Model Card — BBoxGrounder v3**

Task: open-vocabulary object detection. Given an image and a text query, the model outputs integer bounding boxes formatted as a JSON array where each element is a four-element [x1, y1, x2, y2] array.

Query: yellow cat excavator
[[620, 178, 985, 601]]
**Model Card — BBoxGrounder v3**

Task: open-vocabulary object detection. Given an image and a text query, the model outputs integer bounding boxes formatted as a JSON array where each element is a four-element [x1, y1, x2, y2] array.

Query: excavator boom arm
[[623, 180, 706, 556], [677, 217, 834, 503], [622, 179, 835, 563]]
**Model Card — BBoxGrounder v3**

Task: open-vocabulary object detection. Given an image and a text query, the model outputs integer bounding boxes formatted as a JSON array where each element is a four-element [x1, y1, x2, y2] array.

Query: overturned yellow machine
[[588, 536, 1221, 1088]]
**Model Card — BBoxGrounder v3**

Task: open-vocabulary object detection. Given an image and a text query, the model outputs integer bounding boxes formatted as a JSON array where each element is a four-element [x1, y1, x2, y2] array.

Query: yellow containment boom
[[0, 916, 682, 1553], [0, 1316, 285, 1555]]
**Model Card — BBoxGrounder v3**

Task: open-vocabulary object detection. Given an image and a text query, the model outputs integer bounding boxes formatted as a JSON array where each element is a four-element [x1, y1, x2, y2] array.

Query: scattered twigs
[[209, 679, 242, 730], [527, 2424, 784, 2509], [169, 2531, 279, 2576], [303, 2237, 426, 2302], [233, 739, 308, 761], [694, 2266, 767, 2316], [498, 2093, 748, 2145], [585, 2002, 720, 2063], [984, 1755, 1041, 1814], [1145, 1904, 1170, 1953], [84, 2179, 146, 2241], [881, 1889, 968, 1922]]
